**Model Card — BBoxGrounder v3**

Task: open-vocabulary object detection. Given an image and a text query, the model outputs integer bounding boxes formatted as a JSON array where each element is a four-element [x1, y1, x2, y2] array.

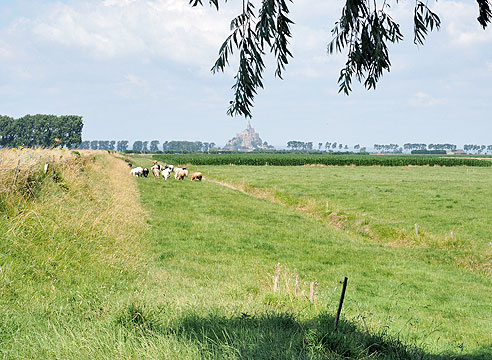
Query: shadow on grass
[[116, 303, 490, 359], [164, 311, 490, 360]]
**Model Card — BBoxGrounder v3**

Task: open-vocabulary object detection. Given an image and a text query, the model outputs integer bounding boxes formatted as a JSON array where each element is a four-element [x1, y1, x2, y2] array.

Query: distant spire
[[247, 120, 252, 130]]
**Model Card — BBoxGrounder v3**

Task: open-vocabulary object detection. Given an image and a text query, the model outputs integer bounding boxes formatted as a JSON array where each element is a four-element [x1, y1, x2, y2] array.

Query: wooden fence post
[[334, 277, 348, 331]]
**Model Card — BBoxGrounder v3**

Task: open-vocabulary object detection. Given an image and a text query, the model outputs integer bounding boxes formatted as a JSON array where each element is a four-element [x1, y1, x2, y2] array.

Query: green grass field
[[198, 165, 492, 274], [2, 152, 491, 359], [132, 156, 492, 358]]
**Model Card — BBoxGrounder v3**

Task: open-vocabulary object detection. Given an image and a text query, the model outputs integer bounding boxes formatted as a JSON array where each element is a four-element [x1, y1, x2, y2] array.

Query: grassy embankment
[[0, 149, 153, 358], [2, 151, 491, 359]]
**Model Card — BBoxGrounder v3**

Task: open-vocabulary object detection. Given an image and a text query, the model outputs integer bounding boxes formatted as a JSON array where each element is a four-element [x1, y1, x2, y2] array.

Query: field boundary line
[[207, 178, 289, 207], [206, 177, 347, 229]]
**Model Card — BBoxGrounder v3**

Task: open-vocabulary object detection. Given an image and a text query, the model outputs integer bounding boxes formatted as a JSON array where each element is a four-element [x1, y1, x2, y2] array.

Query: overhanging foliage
[[191, 0, 492, 118]]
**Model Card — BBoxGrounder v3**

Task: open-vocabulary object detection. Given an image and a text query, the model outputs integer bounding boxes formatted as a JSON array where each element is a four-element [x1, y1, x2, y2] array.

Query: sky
[[1, 0, 491, 149]]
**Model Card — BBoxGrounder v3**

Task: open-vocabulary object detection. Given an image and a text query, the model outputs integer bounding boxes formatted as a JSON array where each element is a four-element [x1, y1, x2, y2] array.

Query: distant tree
[[78, 141, 90, 150], [325, 142, 331, 151], [98, 140, 110, 150], [142, 141, 149, 152], [332, 142, 337, 149], [150, 140, 160, 152], [133, 141, 143, 151], [318, 142, 323, 151], [344, 145, 349, 150], [354, 144, 360, 150], [195, 141, 202, 151], [117, 140, 129, 152], [375, 143, 400, 153], [287, 141, 301, 150], [339, 143, 343, 150], [90, 140, 99, 150]]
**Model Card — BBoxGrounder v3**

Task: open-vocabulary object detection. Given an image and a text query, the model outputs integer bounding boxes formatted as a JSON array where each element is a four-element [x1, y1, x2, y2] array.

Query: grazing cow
[[142, 168, 149, 177], [167, 165, 174, 172], [190, 172, 202, 181], [162, 167, 172, 180], [130, 167, 143, 177], [127, 162, 133, 168]]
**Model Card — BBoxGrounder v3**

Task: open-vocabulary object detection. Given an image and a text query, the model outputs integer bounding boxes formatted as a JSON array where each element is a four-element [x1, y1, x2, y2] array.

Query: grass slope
[[130, 157, 492, 358], [1, 151, 150, 359]]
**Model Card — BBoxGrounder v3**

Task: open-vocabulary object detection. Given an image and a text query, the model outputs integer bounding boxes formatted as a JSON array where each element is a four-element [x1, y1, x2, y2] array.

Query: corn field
[[152, 153, 492, 167]]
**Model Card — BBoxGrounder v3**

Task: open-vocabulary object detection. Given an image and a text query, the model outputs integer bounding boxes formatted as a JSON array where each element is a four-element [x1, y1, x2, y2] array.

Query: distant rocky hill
[[223, 122, 274, 151]]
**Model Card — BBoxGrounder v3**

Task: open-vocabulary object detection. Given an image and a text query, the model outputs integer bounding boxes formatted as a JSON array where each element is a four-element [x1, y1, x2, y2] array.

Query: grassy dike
[[2, 152, 491, 359], [0, 150, 153, 358]]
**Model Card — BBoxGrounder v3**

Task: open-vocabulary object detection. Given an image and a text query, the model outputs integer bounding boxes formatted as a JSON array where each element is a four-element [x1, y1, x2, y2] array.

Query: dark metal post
[[334, 277, 348, 331]]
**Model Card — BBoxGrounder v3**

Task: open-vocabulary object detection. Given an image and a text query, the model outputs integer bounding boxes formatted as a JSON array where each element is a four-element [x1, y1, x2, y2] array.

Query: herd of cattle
[[129, 161, 202, 181]]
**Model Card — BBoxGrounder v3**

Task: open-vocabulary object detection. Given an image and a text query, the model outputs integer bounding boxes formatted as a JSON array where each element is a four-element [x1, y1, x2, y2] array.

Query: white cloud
[[0, 42, 14, 60], [409, 92, 448, 107], [288, 24, 343, 79], [19, 0, 235, 65], [114, 73, 174, 99], [437, 0, 492, 46]]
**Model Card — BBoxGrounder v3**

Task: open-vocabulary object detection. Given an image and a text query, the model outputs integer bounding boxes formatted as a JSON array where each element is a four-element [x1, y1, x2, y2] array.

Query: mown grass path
[[133, 160, 492, 359]]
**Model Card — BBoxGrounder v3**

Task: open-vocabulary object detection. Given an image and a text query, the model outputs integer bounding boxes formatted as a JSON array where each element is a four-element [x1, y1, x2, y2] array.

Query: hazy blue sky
[[1, 0, 491, 148]]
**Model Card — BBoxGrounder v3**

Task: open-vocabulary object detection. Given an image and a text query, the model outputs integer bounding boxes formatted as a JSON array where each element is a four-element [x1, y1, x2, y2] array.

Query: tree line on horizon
[[0, 114, 83, 149], [287, 141, 492, 154], [77, 140, 492, 154], [287, 141, 364, 152], [77, 140, 218, 152]]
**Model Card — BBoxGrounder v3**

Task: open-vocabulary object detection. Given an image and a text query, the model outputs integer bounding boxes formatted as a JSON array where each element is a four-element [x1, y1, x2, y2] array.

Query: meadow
[[194, 164, 492, 275], [1, 150, 491, 359]]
